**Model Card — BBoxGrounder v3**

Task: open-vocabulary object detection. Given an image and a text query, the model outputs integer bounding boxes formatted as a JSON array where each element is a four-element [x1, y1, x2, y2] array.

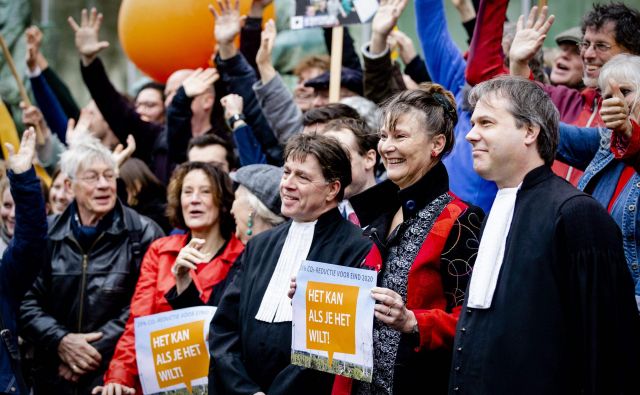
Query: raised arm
[[70, 7, 161, 164], [362, 0, 409, 104], [221, 93, 267, 165], [0, 128, 48, 304], [465, 0, 509, 86], [414, 0, 465, 94], [253, 20, 303, 145], [508, 6, 555, 78], [211, 2, 283, 165]]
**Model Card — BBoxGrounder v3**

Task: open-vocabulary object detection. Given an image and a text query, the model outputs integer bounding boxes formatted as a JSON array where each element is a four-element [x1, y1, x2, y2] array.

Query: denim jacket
[[558, 123, 640, 307]]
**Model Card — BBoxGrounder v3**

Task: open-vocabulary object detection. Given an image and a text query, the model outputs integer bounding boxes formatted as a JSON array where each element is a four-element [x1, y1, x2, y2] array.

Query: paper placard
[[290, 0, 379, 29], [291, 260, 376, 382], [135, 306, 216, 394]]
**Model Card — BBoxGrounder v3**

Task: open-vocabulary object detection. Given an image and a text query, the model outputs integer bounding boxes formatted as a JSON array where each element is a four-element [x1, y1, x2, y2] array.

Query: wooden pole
[[0, 34, 44, 144], [538, 0, 547, 9], [329, 26, 344, 103]]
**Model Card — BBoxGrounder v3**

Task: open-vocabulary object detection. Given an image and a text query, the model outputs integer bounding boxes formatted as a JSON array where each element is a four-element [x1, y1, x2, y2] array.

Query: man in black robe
[[210, 133, 372, 395], [449, 76, 639, 395]]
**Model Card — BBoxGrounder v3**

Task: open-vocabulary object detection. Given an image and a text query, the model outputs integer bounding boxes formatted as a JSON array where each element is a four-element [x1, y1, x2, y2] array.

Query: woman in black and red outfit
[[339, 83, 485, 395]]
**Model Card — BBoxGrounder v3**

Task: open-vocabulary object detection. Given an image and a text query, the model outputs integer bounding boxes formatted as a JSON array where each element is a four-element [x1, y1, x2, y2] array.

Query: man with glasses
[[19, 135, 163, 395], [210, 133, 372, 395], [510, 3, 640, 183]]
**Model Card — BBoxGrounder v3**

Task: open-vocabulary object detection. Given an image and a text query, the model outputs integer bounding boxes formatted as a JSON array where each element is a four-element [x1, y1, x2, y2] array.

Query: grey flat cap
[[230, 164, 283, 216], [555, 26, 582, 45]]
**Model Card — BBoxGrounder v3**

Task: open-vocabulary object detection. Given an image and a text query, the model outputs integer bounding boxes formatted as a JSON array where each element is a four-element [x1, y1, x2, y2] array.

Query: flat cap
[[304, 67, 364, 96], [230, 164, 283, 216], [554, 26, 582, 45]]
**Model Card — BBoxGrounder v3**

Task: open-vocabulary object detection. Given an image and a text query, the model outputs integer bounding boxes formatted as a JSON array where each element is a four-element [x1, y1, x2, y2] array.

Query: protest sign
[[135, 306, 216, 394], [290, 0, 379, 29], [292, 260, 376, 382]]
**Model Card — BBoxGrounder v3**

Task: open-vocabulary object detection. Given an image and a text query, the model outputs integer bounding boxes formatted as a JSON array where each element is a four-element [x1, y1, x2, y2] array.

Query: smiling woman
[[347, 83, 485, 394], [98, 161, 244, 394]]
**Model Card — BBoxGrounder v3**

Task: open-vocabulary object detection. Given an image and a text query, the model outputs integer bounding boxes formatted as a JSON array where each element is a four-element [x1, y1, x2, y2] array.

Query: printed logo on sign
[[306, 281, 359, 366], [150, 320, 209, 393]]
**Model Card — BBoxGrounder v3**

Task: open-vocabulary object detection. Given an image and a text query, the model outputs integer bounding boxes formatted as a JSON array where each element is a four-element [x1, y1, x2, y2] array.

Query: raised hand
[[389, 29, 417, 65], [371, 0, 408, 54], [5, 127, 37, 174], [449, 0, 476, 23], [601, 79, 634, 139], [20, 102, 46, 132], [249, 0, 274, 17], [68, 8, 110, 66], [112, 134, 136, 172], [256, 18, 276, 65], [509, 6, 555, 77], [65, 108, 92, 145], [210, 0, 246, 59], [25, 26, 44, 71], [220, 94, 245, 119], [182, 68, 219, 98]]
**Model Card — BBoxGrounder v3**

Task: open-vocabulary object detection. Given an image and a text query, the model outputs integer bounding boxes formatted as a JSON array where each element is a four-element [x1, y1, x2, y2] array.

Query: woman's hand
[[371, 287, 417, 334], [92, 382, 136, 395], [172, 238, 206, 294]]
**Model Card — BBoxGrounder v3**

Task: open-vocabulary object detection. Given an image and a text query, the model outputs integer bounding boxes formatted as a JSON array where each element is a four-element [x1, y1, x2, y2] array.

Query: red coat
[[103, 233, 244, 389]]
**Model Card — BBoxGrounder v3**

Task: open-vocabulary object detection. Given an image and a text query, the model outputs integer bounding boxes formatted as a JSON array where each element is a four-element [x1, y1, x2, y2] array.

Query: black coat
[[449, 166, 640, 395], [19, 201, 163, 395], [209, 208, 372, 395]]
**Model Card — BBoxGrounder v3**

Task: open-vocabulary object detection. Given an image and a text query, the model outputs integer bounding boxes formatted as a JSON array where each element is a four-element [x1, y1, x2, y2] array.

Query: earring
[[246, 210, 255, 236], [431, 150, 437, 158]]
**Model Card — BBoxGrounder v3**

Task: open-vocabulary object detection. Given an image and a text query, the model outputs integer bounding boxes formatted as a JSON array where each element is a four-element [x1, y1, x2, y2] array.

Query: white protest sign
[[291, 260, 376, 382], [135, 306, 216, 394]]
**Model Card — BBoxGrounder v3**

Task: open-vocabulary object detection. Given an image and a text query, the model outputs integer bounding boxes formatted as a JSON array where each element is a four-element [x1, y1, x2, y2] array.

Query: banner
[[290, 0, 379, 29], [291, 260, 376, 382], [135, 306, 216, 395]]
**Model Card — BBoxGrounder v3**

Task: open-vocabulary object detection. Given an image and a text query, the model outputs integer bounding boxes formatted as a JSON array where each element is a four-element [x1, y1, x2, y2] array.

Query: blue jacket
[[415, 0, 497, 213], [0, 168, 48, 394], [558, 123, 640, 308]]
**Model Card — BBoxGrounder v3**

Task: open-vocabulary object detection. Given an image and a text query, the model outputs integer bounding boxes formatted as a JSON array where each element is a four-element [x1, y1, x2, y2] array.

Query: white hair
[[599, 54, 640, 117], [245, 190, 285, 227], [340, 96, 381, 131], [60, 134, 116, 179]]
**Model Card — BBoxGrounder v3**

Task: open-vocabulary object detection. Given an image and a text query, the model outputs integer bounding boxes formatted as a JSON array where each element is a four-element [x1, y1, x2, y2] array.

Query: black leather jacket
[[19, 200, 163, 394]]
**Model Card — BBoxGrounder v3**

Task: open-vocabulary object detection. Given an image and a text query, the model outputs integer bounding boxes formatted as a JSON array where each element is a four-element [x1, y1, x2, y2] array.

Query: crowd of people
[[0, 0, 639, 394]]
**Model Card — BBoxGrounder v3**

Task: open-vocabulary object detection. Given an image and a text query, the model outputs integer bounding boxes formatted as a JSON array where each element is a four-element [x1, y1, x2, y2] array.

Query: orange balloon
[[118, 0, 275, 83]]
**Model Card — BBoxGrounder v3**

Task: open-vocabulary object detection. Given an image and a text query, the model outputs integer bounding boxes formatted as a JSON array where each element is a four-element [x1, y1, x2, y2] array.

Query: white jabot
[[467, 186, 520, 309], [255, 220, 317, 322]]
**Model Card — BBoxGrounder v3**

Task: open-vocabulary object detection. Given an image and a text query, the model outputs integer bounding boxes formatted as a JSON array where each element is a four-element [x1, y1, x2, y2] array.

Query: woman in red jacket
[[93, 162, 244, 395], [342, 84, 485, 395]]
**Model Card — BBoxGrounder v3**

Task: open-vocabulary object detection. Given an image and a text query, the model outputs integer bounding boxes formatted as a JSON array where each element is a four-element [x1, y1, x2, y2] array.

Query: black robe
[[209, 207, 372, 395], [449, 166, 640, 394]]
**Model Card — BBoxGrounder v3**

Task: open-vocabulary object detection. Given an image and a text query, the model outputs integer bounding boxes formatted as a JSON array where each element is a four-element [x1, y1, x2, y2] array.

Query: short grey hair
[[468, 76, 559, 166], [340, 96, 381, 131], [60, 134, 116, 179], [245, 189, 285, 227], [599, 53, 640, 93]]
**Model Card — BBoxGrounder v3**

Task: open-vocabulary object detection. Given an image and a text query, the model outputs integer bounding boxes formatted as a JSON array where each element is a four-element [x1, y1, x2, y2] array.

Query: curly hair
[[166, 162, 235, 238], [582, 2, 640, 55]]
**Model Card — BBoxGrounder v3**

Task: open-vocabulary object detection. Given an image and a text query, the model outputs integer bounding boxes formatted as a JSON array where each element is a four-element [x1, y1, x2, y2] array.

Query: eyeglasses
[[577, 41, 614, 53], [77, 171, 116, 185]]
